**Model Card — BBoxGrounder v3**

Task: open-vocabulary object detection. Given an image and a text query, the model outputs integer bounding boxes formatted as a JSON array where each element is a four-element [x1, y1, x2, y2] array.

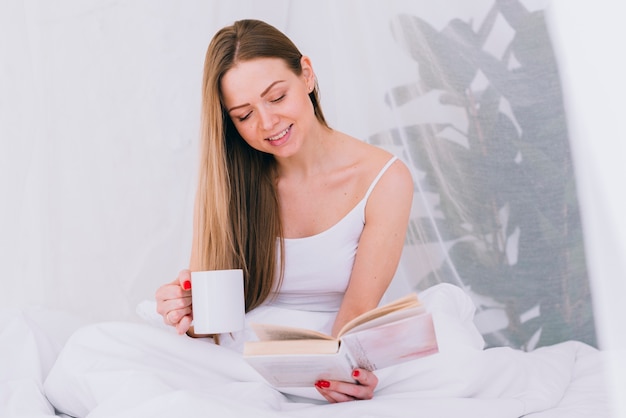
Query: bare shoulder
[[370, 154, 413, 201], [337, 131, 412, 186], [342, 135, 413, 215]]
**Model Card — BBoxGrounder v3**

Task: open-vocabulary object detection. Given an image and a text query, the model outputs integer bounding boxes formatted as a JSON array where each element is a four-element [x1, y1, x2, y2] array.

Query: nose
[[258, 106, 278, 131]]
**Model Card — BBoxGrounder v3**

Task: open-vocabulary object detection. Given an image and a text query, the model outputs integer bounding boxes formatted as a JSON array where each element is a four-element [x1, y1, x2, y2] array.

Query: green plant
[[370, 0, 596, 350]]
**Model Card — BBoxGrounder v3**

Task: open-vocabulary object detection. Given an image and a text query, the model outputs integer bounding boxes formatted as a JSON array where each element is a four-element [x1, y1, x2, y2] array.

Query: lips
[[266, 125, 292, 141]]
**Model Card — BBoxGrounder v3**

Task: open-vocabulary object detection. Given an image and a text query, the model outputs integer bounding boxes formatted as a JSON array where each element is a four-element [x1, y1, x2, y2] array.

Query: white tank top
[[268, 156, 399, 312]]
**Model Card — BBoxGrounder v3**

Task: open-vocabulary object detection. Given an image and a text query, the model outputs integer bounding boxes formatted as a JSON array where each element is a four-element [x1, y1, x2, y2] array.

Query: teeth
[[268, 126, 289, 141]]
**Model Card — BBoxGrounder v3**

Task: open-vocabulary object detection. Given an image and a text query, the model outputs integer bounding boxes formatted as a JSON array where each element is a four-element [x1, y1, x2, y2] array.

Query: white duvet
[[0, 285, 613, 418]]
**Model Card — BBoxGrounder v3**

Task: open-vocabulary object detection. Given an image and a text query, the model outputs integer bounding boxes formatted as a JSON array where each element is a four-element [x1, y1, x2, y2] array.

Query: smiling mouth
[[267, 125, 292, 141]]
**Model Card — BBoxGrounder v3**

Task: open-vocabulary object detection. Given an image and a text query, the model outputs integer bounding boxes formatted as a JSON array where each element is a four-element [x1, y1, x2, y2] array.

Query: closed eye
[[271, 94, 285, 103], [238, 111, 252, 122], [236, 94, 284, 122]]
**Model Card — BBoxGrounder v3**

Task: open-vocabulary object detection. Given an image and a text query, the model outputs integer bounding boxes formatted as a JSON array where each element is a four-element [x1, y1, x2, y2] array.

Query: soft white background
[[546, 2, 626, 415], [1, 0, 624, 415]]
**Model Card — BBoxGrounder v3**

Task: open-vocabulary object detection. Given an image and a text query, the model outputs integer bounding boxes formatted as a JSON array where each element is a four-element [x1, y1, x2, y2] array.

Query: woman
[[43, 19, 589, 417], [155, 19, 413, 403], [43, 19, 574, 417]]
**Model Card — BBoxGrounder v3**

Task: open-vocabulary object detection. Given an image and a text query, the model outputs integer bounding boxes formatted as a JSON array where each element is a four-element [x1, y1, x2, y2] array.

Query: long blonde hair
[[193, 19, 328, 312]]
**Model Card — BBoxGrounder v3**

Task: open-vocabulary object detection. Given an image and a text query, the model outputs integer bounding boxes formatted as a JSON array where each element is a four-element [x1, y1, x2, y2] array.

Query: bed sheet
[[0, 303, 614, 418]]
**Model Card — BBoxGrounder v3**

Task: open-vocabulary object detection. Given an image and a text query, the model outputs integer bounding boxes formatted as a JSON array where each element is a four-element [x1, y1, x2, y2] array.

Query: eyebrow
[[227, 80, 286, 113]]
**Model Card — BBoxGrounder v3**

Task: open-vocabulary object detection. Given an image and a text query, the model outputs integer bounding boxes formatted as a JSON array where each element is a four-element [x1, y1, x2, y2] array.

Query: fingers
[[155, 271, 191, 304], [352, 368, 377, 389], [155, 269, 193, 333], [315, 382, 357, 403], [175, 313, 193, 335], [165, 305, 193, 325], [155, 284, 191, 316], [314, 369, 378, 403], [177, 269, 192, 290], [160, 295, 193, 334]]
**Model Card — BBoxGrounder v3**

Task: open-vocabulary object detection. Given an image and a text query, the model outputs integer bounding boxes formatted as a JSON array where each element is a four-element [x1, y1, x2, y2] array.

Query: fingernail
[[352, 370, 360, 378], [315, 380, 330, 388], [183, 280, 191, 290]]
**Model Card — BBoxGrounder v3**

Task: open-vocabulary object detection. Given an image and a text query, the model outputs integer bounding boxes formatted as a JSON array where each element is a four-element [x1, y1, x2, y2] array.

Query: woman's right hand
[[155, 269, 193, 335]]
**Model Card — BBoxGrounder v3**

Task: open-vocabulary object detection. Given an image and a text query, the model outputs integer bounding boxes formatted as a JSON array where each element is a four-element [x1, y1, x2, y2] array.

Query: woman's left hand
[[314, 369, 378, 403]]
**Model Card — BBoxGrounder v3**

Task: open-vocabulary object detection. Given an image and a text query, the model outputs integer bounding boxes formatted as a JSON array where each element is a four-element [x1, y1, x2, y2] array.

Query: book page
[[249, 322, 335, 342], [340, 313, 439, 371], [249, 293, 421, 341], [343, 305, 426, 336], [337, 293, 421, 338]]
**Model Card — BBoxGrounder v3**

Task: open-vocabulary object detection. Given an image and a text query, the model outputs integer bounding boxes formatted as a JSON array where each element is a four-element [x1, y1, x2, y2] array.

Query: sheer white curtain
[[1, 0, 624, 415], [1, 0, 495, 326], [546, 1, 626, 415]]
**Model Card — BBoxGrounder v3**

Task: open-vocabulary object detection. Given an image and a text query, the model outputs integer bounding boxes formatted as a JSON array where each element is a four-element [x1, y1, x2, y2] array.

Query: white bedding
[[0, 285, 614, 418]]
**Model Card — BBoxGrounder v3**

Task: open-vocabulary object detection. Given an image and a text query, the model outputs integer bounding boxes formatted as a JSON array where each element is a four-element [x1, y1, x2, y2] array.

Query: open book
[[243, 293, 439, 387]]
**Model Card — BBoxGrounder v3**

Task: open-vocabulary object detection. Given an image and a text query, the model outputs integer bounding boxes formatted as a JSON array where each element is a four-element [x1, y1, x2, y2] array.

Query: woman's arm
[[331, 158, 414, 336], [316, 157, 413, 403]]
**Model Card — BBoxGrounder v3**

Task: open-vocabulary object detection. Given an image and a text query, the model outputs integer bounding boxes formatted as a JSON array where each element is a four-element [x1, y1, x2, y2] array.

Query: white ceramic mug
[[191, 269, 245, 334]]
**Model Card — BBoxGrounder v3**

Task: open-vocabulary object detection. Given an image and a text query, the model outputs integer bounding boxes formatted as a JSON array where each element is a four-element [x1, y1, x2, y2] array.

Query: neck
[[275, 124, 340, 179]]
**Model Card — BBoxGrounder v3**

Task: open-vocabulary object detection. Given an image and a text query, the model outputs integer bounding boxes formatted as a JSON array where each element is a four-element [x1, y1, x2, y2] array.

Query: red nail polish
[[352, 370, 360, 378], [315, 380, 330, 388], [183, 280, 191, 290]]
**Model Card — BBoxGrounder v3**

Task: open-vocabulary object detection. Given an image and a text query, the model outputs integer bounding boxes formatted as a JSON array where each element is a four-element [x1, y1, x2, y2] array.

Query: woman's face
[[220, 57, 316, 157]]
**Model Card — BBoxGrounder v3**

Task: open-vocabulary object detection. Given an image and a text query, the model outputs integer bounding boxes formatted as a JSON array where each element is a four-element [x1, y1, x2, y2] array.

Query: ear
[[300, 56, 315, 91]]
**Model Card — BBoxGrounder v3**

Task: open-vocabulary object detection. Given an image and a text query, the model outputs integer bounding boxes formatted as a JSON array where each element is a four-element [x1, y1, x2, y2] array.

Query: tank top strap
[[363, 156, 398, 202]]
